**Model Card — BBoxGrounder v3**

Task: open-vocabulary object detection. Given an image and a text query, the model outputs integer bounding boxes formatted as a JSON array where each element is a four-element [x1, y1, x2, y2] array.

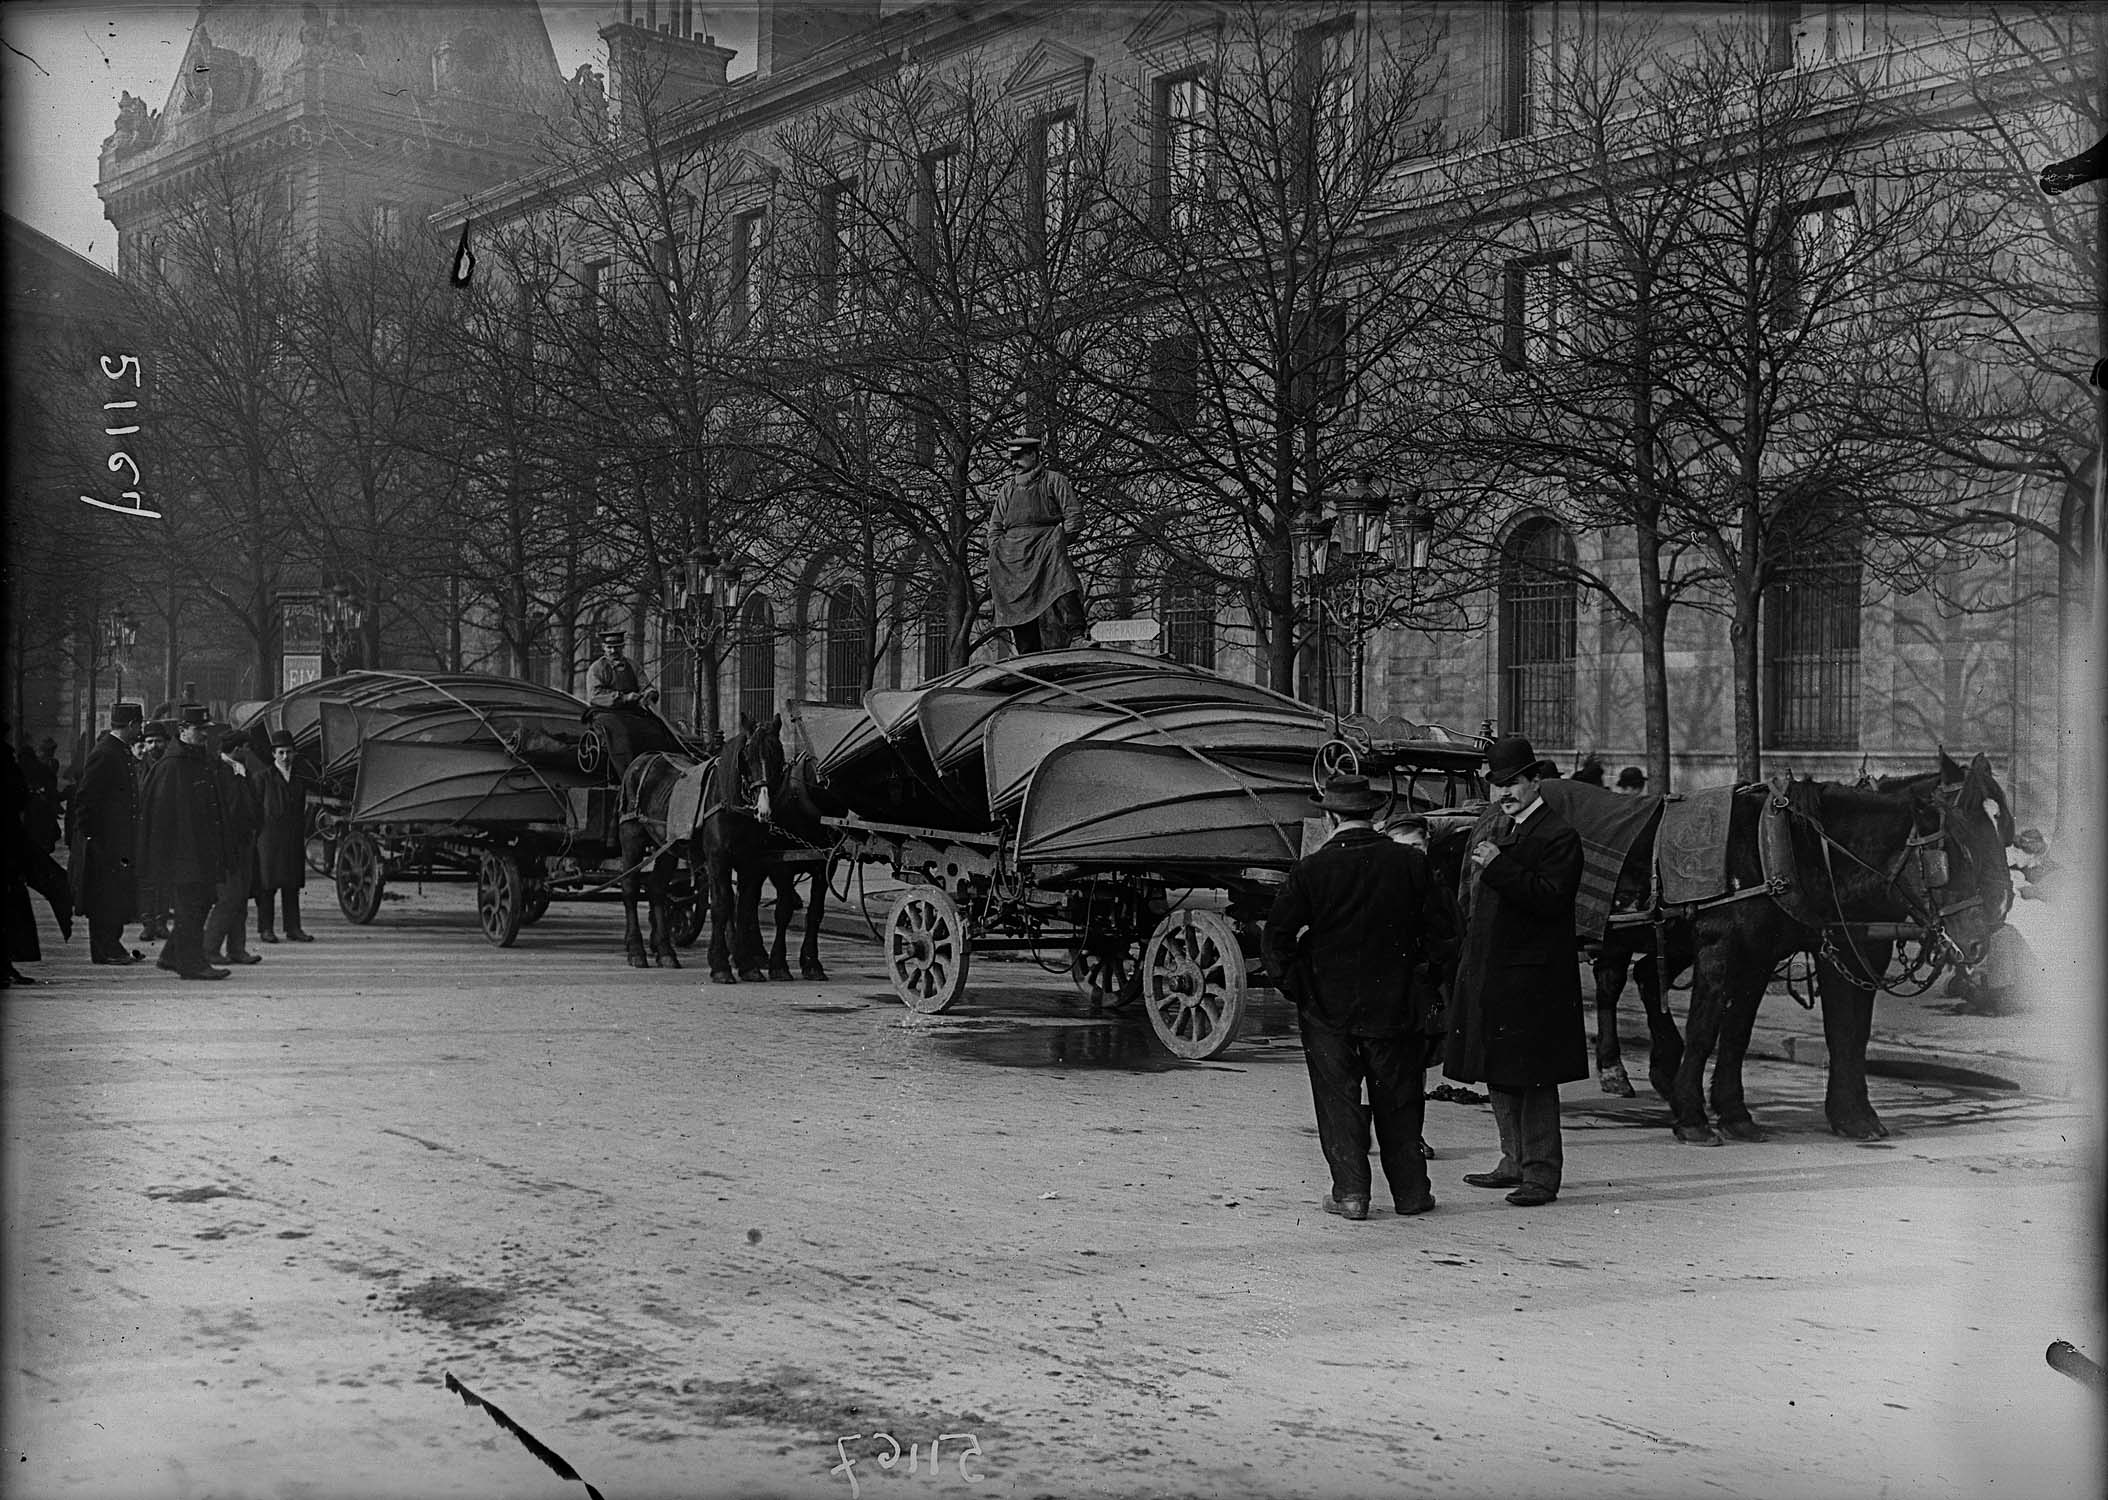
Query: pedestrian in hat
[[3, 718, 73, 986], [1446, 735, 1586, 1206], [585, 627, 664, 779], [1615, 766, 1647, 795], [1262, 774, 1454, 1221], [137, 706, 232, 980], [985, 432, 1086, 654], [202, 726, 263, 965], [255, 730, 314, 943], [132, 720, 176, 944], [69, 703, 146, 964]]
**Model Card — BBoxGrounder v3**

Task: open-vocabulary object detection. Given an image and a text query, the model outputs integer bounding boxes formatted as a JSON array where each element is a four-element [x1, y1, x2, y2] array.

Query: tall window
[[1155, 71, 1210, 232], [738, 595, 776, 729], [1293, 303, 1349, 413], [1503, 253, 1570, 368], [1764, 513, 1861, 749], [371, 202, 402, 244], [729, 210, 765, 335], [1777, 194, 1859, 329], [825, 585, 866, 706], [1500, 1, 1573, 140], [659, 616, 695, 730], [1034, 111, 1077, 251], [1498, 519, 1577, 746], [920, 586, 951, 682], [1148, 332, 1199, 433], [916, 147, 958, 271], [1296, 19, 1355, 197], [1162, 572, 1215, 669], [815, 180, 850, 321], [580, 258, 609, 359], [1773, 2, 1869, 69]]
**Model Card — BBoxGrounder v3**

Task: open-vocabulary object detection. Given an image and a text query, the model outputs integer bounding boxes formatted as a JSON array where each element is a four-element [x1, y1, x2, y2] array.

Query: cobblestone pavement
[[2, 889, 2100, 1500]]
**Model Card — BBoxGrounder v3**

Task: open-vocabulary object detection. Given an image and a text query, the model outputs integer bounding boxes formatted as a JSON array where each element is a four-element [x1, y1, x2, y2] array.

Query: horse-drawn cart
[[234, 671, 703, 948], [806, 653, 1490, 1060]]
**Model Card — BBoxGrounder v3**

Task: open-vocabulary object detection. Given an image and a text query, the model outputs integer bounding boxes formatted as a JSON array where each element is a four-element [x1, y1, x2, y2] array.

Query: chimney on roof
[[600, 2, 737, 131], [756, 0, 880, 78]]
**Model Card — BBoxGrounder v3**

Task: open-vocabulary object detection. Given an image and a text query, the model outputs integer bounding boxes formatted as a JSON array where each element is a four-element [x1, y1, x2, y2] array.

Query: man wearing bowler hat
[[255, 730, 315, 943], [202, 726, 264, 966], [70, 702, 145, 964], [1263, 774, 1453, 1221], [586, 627, 661, 778], [1446, 734, 1586, 1206], [138, 705, 232, 980], [986, 432, 1086, 654]]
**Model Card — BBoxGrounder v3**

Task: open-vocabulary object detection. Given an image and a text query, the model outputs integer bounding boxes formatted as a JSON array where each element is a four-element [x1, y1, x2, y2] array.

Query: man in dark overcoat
[[985, 433, 1086, 653], [202, 726, 264, 965], [585, 628, 662, 779], [1445, 734, 1586, 1207], [133, 720, 174, 944], [138, 705, 231, 981], [70, 702, 145, 965], [1263, 775, 1455, 1221], [255, 730, 314, 942]]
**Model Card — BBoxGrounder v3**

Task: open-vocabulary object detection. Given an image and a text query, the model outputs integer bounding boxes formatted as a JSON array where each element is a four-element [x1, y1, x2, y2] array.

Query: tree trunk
[[1634, 519, 1674, 791], [1729, 592, 1762, 782]]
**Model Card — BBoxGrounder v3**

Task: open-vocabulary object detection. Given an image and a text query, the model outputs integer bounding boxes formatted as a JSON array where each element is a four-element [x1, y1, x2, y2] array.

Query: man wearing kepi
[[1446, 735, 1586, 1207], [138, 705, 232, 981], [985, 432, 1086, 653], [1263, 774, 1453, 1222], [70, 702, 145, 965], [585, 628, 660, 778]]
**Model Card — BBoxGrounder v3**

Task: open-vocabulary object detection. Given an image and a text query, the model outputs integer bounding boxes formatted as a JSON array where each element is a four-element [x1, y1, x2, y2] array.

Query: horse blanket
[[1533, 780, 1665, 940]]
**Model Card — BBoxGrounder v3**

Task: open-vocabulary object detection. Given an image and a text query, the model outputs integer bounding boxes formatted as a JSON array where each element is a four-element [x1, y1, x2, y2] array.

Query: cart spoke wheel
[[886, 887, 970, 1014], [1141, 909, 1247, 1061], [577, 727, 607, 777], [477, 850, 526, 948], [1313, 739, 1361, 795], [334, 831, 385, 925], [1069, 943, 1141, 1011]]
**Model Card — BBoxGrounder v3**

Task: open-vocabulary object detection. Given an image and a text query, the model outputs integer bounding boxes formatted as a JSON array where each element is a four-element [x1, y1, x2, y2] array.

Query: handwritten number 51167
[[82, 353, 160, 518], [831, 1432, 984, 1496]]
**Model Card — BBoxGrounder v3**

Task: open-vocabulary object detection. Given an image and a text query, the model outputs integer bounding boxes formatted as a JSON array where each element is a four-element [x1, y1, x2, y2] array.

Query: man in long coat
[[138, 705, 231, 980], [1444, 734, 1586, 1207], [69, 702, 145, 965], [202, 726, 264, 965], [133, 720, 174, 944], [255, 730, 314, 942], [986, 433, 1086, 653], [1264, 775, 1454, 1221]]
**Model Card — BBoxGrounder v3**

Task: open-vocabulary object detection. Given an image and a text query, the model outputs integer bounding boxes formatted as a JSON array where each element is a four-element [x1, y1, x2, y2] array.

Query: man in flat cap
[[70, 703, 145, 964], [1445, 734, 1586, 1207], [138, 705, 232, 980], [1263, 774, 1453, 1222], [585, 627, 661, 778], [986, 432, 1086, 654]]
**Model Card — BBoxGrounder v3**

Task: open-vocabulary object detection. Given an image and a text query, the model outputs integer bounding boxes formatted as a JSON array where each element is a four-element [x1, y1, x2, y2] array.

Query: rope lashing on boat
[[993, 667, 1304, 865]]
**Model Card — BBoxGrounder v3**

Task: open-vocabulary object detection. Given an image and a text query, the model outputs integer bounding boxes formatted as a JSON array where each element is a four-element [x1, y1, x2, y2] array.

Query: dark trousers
[[156, 882, 216, 976], [203, 864, 252, 957], [257, 886, 305, 937], [1009, 592, 1084, 654], [1300, 1018, 1431, 1207], [89, 913, 130, 961], [1488, 1083, 1564, 1193]]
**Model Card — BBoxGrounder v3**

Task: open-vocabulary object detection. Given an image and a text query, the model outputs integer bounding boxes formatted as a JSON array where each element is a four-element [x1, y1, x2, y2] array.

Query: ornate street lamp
[[1293, 477, 1440, 717], [671, 547, 751, 734], [104, 608, 140, 707], [318, 582, 365, 673]]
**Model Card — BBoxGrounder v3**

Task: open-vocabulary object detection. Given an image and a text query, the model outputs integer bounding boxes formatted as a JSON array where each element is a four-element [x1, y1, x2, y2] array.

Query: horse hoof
[[801, 963, 828, 982], [768, 967, 793, 982], [1598, 1063, 1636, 1098], [1828, 1113, 1889, 1140], [1674, 1124, 1723, 1147], [1720, 1118, 1769, 1143], [655, 951, 682, 970], [738, 968, 767, 983], [710, 969, 735, 984], [626, 953, 649, 970]]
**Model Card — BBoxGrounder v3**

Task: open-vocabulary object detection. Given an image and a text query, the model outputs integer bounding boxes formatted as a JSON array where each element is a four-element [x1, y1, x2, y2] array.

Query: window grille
[[738, 595, 776, 730], [1503, 253, 1569, 368], [1498, 519, 1576, 745], [1036, 112, 1077, 248], [1162, 574, 1215, 669], [1764, 521, 1861, 749], [919, 588, 951, 682], [825, 586, 865, 706], [1155, 72, 1210, 231]]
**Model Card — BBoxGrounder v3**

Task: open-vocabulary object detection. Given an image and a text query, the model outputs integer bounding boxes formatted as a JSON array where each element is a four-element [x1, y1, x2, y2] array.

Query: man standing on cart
[[586, 628, 663, 778], [1263, 774, 1453, 1222], [986, 432, 1086, 653]]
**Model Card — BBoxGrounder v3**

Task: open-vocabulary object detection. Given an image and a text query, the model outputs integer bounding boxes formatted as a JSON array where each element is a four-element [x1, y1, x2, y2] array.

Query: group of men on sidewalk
[[64, 702, 314, 982]]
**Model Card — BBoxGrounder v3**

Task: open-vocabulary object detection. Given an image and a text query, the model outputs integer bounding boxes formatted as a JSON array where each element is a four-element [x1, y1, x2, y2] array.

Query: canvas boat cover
[[983, 703, 1328, 813], [1014, 740, 1318, 870], [349, 738, 594, 827]]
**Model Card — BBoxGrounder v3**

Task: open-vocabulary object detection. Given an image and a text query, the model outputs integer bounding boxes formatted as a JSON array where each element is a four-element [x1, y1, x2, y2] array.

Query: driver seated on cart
[[586, 628, 676, 778]]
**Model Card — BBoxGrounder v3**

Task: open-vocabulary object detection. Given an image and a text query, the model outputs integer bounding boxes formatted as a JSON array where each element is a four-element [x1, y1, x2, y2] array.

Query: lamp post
[[318, 583, 365, 675], [1293, 478, 1436, 717], [104, 609, 140, 709], [672, 546, 749, 736]]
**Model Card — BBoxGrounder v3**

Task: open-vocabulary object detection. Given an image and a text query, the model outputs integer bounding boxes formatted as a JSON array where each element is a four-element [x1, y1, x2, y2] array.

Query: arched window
[[1498, 518, 1576, 746], [738, 595, 775, 730], [825, 585, 866, 706], [1764, 507, 1861, 749], [1162, 570, 1216, 669]]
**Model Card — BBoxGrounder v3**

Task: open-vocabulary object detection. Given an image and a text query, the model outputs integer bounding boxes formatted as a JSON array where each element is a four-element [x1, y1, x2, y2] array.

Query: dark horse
[[619, 717, 838, 983], [1584, 753, 2013, 1145]]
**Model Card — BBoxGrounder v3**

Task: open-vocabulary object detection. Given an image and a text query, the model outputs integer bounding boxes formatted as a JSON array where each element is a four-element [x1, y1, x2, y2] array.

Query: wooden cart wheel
[[1069, 942, 1141, 1011], [672, 882, 707, 948], [477, 850, 526, 948], [334, 830, 385, 925], [519, 890, 552, 927], [886, 886, 971, 1013], [1141, 909, 1247, 1060], [1313, 738, 1361, 794]]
